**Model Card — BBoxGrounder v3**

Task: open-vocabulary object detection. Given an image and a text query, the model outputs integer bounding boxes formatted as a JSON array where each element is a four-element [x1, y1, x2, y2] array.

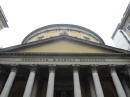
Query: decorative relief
[[22, 57, 105, 62], [26, 29, 100, 44]]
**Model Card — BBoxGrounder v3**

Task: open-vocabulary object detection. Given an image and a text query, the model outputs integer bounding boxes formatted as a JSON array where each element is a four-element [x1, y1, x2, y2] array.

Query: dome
[[22, 24, 105, 44]]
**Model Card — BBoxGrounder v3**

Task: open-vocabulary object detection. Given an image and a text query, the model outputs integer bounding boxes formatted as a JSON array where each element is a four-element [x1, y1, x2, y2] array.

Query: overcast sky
[[0, 0, 130, 48]]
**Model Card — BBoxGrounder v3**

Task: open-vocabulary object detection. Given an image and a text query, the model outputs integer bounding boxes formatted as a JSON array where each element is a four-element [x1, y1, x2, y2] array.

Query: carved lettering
[[22, 57, 105, 62]]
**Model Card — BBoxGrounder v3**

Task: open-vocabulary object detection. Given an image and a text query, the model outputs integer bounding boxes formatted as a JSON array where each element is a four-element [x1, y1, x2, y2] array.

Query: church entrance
[[54, 90, 73, 97], [54, 68, 74, 97]]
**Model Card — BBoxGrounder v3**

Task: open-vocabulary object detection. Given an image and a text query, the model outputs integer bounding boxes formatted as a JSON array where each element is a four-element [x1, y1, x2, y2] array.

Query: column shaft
[[46, 67, 55, 97], [92, 67, 104, 97], [127, 68, 130, 77], [110, 67, 127, 97], [73, 67, 82, 97], [31, 80, 38, 97], [23, 69, 36, 97], [122, 80, 130, 97], [0, 68, 17, 97], [89, 78, 97, 97]]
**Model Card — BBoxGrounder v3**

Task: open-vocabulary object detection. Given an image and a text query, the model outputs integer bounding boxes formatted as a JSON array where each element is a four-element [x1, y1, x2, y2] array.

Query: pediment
[[2, 35, 129, 54], [18, 40, 115, 53]]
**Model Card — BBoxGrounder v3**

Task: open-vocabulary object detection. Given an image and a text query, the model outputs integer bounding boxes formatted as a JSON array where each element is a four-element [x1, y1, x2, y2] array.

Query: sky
[[0, 0, 130, 48]]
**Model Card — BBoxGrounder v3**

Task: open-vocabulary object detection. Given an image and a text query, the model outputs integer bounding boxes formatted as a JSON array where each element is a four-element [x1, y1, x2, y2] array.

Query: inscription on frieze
[[22, 58, 105, 62]]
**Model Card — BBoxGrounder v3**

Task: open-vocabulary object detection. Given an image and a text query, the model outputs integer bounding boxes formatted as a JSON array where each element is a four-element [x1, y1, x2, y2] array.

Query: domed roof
[[22, 24, 105, 44]]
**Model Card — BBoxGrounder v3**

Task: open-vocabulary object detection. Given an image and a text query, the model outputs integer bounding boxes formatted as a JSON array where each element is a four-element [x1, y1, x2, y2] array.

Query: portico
[[0, 24, 130, 97], [0, 63, 130, 97]]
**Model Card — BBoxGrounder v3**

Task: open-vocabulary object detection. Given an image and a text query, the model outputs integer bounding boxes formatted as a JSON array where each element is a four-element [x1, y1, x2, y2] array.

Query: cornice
[[0, 52, 130, 57], [0, 35, 130, 53]]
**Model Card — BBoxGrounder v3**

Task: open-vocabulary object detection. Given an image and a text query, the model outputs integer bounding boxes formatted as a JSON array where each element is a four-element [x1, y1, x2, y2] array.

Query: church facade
[[0, 24, 130, 97]]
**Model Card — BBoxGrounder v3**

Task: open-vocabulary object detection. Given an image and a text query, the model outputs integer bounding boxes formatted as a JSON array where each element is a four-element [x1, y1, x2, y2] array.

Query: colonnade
[[0, 66, 130, 97]]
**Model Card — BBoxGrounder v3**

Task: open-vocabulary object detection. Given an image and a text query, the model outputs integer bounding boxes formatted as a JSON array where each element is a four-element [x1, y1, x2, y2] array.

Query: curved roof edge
[[22, 24, 105, 44]]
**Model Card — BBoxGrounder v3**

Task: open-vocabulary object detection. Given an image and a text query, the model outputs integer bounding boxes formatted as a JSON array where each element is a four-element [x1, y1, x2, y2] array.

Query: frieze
[[22, 58, 105, 62], [0, 57, 130, 66]]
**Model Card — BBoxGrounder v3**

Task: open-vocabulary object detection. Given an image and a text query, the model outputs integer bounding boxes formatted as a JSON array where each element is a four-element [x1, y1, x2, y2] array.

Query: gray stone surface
[[31, 80, 38, 97], [23, 69, 36, 97], [73, 67, 82, 97], [89, 77, 97, 97], [110, 67, 127, 97], [122, 80, 130, 97], [0, 68, 17, 97], [46, 67, 55, 97], [92, 67, 104, 97]]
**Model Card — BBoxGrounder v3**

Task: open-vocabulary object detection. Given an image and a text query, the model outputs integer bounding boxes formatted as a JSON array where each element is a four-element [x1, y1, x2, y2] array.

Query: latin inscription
[[22, 58, 105, 62]]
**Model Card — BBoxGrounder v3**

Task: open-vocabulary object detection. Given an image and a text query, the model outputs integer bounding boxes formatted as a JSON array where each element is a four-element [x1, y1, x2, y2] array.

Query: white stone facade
[[112, 30, 130, 51], [112, 3, 130, 51]]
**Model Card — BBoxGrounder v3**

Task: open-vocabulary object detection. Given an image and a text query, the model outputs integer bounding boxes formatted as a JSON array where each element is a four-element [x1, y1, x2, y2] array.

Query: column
[[0, 71, 6, 92], [23, 69, 36, 97], [88, 77, 97, 97], [110, 67, 127, 97], [46, 67, 55, 97], [122, 80, 130, 97], [31, 80, 38, 97], [0, 68, 17, 97], [91, 67, 104, 97], [73, 67, 82, 97], [127, 67, 130, 77]]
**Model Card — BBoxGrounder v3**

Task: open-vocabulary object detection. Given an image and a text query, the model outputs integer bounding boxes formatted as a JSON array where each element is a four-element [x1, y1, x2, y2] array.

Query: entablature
[[0, 53, 130, 66]]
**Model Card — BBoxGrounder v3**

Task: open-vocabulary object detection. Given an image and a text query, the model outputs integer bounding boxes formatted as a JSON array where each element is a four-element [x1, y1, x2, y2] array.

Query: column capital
[[109, 64, 116, 67], [48, 64, 56, 67], [91, 65, 98, 72], [30, 67, 37, 72], [48, 65, 56, 72], [90, 64, 98, 68], [72, 64, 80, 67], [72, 64, 80, 71], [109, 66, 116, 72], [109, 64, 117, 72], [11, 67, 17, 72]]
